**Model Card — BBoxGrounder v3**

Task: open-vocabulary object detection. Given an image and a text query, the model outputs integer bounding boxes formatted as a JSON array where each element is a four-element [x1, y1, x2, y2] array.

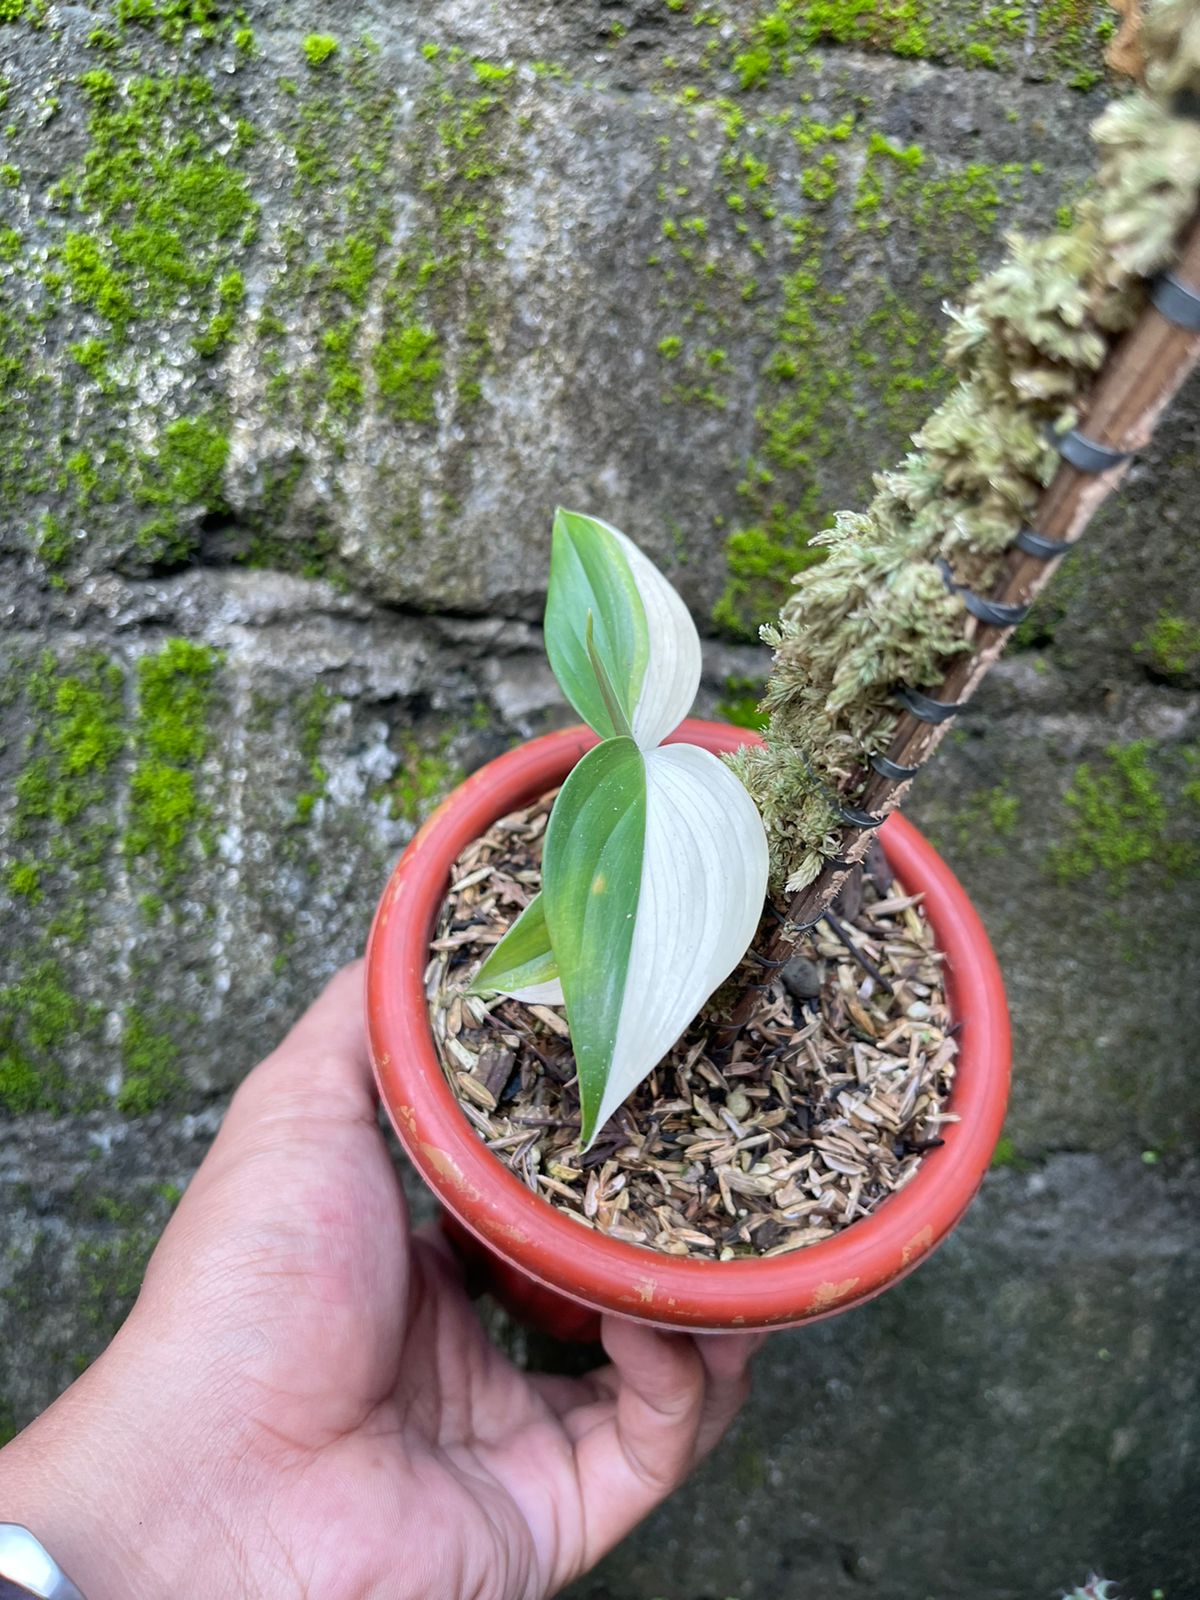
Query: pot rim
[[366, 719, 1011, 1329]]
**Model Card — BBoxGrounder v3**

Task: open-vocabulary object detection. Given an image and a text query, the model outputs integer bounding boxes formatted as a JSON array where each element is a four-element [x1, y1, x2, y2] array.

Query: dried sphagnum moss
[[731, 0, 1200, 895]]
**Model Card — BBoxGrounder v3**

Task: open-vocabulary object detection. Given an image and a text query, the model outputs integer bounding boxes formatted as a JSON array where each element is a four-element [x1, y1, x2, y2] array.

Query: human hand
[[0, 962, 761, 1600]]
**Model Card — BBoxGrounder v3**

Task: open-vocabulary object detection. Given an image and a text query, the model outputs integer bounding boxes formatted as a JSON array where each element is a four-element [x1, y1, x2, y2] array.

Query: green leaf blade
[[585, 611, 634, 741], [541, 735, 647, 1146], [545, 509, 649, 739], [467, 891, 558, 998]]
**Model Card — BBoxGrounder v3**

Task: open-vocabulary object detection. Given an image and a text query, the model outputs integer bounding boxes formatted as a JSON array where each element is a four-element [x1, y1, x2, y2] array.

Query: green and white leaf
[[605, 522, 702, 751], [542, 738, 769, 1148], [586, 742, 768, 1142], [467, 893, 562, 1005], [545, 510, 701, 750], [477, 504, 764, 1145], [541, 736, 647, 1140], [545, 510, 648, 741]]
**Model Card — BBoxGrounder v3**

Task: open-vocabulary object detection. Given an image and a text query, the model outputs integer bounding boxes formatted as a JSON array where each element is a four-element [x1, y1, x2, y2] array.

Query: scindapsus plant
[[469, 511, 768, 1148]]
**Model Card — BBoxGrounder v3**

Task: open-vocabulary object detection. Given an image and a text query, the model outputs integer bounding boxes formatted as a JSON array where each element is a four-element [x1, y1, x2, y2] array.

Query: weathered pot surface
[[365, 720, 1011, 1337]]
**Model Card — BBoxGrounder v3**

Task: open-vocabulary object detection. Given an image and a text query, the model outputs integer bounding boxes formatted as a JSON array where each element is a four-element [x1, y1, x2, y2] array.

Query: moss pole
[[726, 0, 1200, 989]]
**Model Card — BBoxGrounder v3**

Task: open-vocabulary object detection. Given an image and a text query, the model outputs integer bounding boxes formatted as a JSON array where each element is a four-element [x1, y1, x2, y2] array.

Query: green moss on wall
[[0, 650, 136, 1113], [294, 682, 335, 822], [989, 1134, 1034, 1170], [399, 54, 518, 415], [716, 675, 769, 729], [1135, 611, 1200, 679], [126, 638, 220, 879], [0, 960, 87, 1113], [303, 33, 339, 68], [645, 64, 1052, 638], [192, 267, 246, 358], [715, 212, 845, 636], [387, 732, 462, 824], [0, 638, 226, 1113], [60, 229, 134, 331], [5, 861, 41, 900], [13, 652, 125, 839], [59, 67, 257, 338], [258, 48, 396, 440], [252, 36, 517, 523], [1050, 742, 1200, 894], [112, 0, 224, 46], [941, 784, 1021, 858], [726, 0, 1110, 87], [133, 412, 230, 562], [116, 1005, 184, 1114], [723, 142, 1036, 633], [373, 317, 443, 423], [0, 5, 257, 585]]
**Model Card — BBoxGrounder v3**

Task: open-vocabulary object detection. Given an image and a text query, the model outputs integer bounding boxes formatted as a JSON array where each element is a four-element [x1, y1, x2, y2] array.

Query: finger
[[691, 1331, 762, 1459], [602, 1318, 705, 1498], [556, 1319, 709, 1578], [529, 1369, 612, 1424], [695, 1329, 767, 1383]]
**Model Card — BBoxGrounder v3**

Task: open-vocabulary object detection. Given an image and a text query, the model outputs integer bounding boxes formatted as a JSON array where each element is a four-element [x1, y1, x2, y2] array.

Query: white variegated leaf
[[506, 976, 565, 1005], [587, 741, 769, 1142], [468, 892, 564, 1006], [605, 524, 702, 751]]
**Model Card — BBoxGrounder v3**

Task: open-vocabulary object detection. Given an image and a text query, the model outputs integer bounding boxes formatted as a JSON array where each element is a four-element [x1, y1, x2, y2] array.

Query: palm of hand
[[85, 966, 756, 1600]]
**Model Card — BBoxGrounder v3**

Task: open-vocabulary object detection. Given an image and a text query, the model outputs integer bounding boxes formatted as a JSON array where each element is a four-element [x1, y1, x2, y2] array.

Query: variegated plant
[[469, 510, 769, 1148]]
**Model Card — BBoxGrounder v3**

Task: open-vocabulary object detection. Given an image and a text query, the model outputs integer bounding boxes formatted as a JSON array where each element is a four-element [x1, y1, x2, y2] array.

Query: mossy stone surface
[[1, 2, 1197, 1594]]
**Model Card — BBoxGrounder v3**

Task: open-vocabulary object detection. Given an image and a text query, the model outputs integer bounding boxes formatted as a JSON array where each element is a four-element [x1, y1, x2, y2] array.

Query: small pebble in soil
[[781, 955, 822, 1001]]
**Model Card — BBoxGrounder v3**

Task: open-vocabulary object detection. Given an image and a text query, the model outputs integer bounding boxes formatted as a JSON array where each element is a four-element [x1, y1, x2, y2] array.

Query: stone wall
[[2, 1, 1198, 1594]]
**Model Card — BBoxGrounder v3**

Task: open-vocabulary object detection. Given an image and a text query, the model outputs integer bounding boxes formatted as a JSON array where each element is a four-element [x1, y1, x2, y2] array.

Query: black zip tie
[[797, 747, 883, 832], [961, 590, 1031, 628], [776, 855, 859, 937], [1015, 524, 1073, 560], [1152, 273, 1200, 334], [896, 684, 968, 724], [747, 950, 790, 971], [871, 751, 921, 782], [937, 558, 1031, 628], [1052, 427, 1131, 475], [836, 800, 884, 830]]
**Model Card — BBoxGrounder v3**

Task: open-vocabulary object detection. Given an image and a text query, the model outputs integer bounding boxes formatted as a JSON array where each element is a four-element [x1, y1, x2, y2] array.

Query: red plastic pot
[[366, 719, 1010, 1338]]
